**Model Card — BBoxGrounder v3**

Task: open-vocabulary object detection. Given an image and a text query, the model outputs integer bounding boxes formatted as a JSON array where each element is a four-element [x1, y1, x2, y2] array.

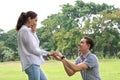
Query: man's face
[[78, 38, 90, 53]]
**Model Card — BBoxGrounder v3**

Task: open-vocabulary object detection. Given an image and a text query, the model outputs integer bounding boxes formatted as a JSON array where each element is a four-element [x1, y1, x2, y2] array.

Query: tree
[[0, 41, 5, 61], [40, 0, 120, 58]]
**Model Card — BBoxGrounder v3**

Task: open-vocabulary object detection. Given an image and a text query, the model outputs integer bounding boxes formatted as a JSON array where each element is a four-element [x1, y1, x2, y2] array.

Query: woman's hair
[[15, 11, 37, 31], [84, 36, 95, 50]]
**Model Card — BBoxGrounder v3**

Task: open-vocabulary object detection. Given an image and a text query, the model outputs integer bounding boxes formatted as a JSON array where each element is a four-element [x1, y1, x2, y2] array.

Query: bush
[[117, 51, 120, 59]]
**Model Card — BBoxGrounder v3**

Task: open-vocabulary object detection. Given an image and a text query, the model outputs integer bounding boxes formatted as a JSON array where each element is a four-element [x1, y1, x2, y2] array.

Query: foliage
[[40, 0, 120, 59], [0, 41, 5, 61], [1, 47, 14, 61], [117, 51, 120, 59]]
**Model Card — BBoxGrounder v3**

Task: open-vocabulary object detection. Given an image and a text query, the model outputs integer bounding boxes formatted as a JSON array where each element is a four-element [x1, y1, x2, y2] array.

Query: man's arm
[[62, 58, 88, 73], [53, 51, 88, 76], [62, 61, 75, 76]]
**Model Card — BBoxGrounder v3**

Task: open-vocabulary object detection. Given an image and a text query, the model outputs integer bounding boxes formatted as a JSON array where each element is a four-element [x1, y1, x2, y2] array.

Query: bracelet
[[61, 56, 65, 60]]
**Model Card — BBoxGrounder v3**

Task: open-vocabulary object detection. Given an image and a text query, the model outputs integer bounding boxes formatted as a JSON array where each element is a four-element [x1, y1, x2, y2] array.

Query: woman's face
[[30, 17, 38, 27], [29, 17, 37, 32]]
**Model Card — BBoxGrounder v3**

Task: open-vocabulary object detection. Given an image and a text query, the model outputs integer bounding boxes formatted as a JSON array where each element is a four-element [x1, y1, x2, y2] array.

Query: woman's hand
[[31, 25, 36, 32], [52, 51, 63, 61]]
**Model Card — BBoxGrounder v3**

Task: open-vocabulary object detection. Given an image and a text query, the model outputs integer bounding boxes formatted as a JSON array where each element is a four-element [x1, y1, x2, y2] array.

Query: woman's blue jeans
[[25, 64, 47, 80]]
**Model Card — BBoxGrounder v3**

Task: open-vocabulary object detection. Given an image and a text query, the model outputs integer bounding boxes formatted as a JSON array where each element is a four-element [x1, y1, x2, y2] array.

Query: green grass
[[99, 59, 120, 80], [0, 59, 120, 80]]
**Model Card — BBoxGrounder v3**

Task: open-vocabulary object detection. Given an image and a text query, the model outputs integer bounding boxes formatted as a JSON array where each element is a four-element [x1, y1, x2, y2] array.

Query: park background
[[0, 0, 120, 80]]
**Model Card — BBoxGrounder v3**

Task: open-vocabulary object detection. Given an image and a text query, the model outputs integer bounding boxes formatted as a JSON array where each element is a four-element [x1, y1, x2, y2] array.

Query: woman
[[16, 11, 52, 80]]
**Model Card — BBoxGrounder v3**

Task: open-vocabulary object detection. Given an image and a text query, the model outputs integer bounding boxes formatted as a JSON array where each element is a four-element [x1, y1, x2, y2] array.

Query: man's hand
[[53, 51, 63, 57], [52, 51, 63, 61]]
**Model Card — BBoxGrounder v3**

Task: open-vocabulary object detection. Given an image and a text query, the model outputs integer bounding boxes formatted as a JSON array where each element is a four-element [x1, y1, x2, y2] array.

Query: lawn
[[0, 59, 120, 80]]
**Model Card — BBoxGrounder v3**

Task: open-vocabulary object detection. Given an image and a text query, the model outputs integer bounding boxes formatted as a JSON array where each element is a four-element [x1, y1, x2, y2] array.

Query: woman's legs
[[39, 67, 48, 80], [25, 64, 47, 80]]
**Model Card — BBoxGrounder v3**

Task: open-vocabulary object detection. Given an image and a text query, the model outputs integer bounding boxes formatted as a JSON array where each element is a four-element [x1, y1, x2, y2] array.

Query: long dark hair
[[15, 11, 37, 31]]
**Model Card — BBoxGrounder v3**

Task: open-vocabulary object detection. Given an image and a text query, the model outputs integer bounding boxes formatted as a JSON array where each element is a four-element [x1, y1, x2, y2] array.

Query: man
[[53, 36, 101, 80]]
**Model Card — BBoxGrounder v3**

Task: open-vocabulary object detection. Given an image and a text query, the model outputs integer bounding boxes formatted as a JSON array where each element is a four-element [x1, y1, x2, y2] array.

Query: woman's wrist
[[47, 53, 53, 57]]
